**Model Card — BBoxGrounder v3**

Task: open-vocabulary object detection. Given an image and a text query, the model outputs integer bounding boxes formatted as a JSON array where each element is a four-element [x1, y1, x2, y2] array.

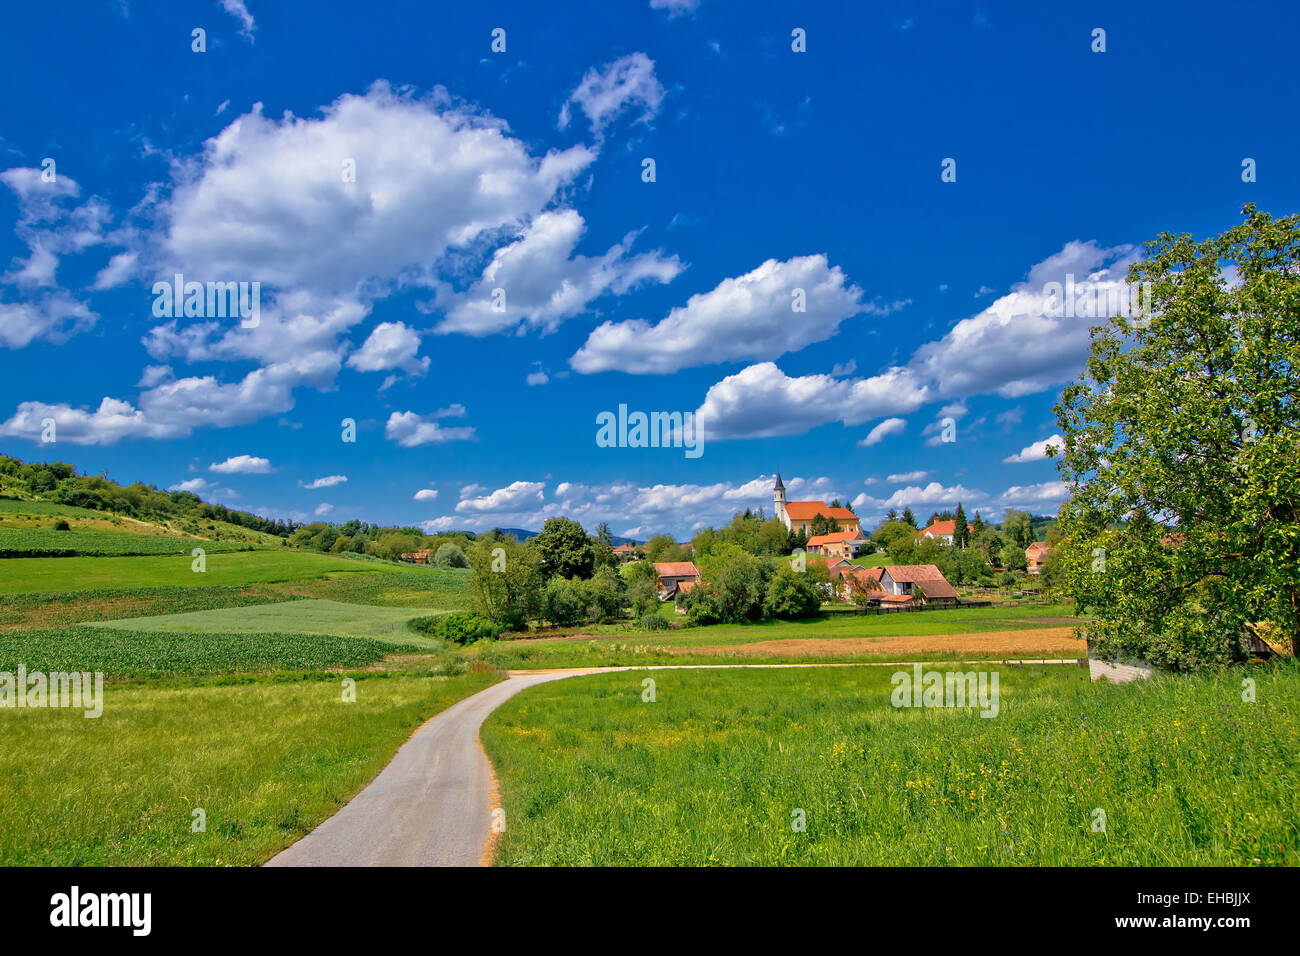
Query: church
[[772, 473, 861, 535]]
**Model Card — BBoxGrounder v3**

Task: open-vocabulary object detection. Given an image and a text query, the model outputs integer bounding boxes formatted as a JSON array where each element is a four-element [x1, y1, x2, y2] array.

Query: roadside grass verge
[[0, 625, 424, 679], [94, 599, 444, 647], [0, 671, 499, 865], [482, 661, 1300, 865]]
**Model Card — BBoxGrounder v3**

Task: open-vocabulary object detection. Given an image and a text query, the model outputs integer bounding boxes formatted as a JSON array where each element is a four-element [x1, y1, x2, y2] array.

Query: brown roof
[[676, 580, 698, 594], [1026, 541, 1051, 554], [612, 544, 637, 553], [784, 501, 857, 521], [884, 564, 959, 599], [654, 561, 701, 579]]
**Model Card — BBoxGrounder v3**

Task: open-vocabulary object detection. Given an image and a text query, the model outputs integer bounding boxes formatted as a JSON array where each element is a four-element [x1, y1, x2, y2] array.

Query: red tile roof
[[784, 501, 858, 521], [922, 520, 957, 536], [806, 530, 867, 546], [654, 561, 701, 579]]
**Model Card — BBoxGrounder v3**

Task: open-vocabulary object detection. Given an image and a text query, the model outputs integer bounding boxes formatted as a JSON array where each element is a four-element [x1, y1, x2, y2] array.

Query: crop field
[[0, 549, 429, 594], [0, 671, 500, 865], [271, 567, 472, 609], [0, 526, 257, 557], [0, 624, 423, 679], [482, 662, 1300, 866], [96, 599, 443, 647]]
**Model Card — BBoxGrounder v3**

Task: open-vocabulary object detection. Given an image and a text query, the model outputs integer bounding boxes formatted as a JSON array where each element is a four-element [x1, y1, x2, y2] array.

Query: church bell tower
[[773, 472, 788, 529]]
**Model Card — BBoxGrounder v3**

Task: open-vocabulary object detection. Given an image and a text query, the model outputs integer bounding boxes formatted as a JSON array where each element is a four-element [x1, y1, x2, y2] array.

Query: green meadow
[[482, 662, 1300, 866], [1, 672, 499, 865], [0, 549, 430, 594]]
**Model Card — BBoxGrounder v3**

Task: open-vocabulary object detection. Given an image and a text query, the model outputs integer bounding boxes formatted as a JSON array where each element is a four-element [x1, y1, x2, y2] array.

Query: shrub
[[762, 565, 822, 619], [433, 542, 469, 569], [541, 576, 587, 627], [53, 519, 70, 531], [638, 612, 669, 631], [411, 612, 501, 644]]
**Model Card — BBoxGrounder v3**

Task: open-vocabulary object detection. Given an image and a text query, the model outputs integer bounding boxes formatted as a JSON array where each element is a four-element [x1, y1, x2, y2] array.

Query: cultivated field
[[482, 663, 1300, 866]]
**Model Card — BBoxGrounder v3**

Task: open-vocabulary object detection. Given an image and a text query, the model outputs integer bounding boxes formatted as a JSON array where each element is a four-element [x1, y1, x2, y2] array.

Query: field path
[[267, 660, 1084, 868]]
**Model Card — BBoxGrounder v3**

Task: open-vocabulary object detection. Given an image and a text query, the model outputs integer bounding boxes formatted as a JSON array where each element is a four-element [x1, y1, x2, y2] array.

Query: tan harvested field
[[673, 626, 1085, 658]]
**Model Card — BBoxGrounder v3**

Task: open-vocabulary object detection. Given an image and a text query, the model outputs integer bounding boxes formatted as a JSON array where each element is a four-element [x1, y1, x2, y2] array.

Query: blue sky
[[1, 0, 1297, 539]]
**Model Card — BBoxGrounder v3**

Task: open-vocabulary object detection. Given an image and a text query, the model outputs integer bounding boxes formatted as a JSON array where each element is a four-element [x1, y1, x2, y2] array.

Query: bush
[[541, 576, 587, 627], [998, 571, 1018, 588], [411, 612, 501, 644], [53, 519, 70, 531], [433, 542, 469, 569], [762, 565, 822, 619], [638, 612, 669, 630]]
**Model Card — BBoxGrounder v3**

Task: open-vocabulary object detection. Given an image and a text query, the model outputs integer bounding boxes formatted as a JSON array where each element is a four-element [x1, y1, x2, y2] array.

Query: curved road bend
[[267, 660, 1083, 867]]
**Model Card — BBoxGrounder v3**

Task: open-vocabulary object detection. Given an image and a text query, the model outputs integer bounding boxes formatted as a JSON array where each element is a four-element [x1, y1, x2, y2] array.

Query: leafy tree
[[532, 517, 595, 580], [999, 542, 1028, 573], [582, 565, 627, 622], [695, 544, 768, 623], [467, 537, 543, 631], [542, 576, 588, 627], [1056, 205, 1300, 667], [809, 513, 838, 537], [763, 565, 823, 619], [1001, 510, 1036, 550], [433, 542, 469, 568], [644, 534, 688, 562]]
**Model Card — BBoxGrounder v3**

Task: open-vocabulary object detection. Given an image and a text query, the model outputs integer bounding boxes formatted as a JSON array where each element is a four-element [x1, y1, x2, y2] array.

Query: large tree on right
[[1054, 204, 1300, 670]]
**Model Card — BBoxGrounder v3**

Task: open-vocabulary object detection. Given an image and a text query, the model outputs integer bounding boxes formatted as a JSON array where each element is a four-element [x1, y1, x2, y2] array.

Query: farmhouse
[[878, 564, 959, 606], [772, 473, 860, 534], [654, 560, 701, 600], [612, 543, 639, 562], [805, 529, 869, 559], [1026, 541, 1051, 574], [399, 549, 433, 564], [919, 519, 956, 545]]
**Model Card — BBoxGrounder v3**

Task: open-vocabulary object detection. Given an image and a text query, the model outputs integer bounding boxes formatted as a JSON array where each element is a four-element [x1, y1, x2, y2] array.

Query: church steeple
[[773, 471, 788, 529]]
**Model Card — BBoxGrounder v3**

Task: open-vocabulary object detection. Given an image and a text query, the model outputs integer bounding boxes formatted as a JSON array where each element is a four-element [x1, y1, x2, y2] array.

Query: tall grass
[[482, 662, 1300, 865]]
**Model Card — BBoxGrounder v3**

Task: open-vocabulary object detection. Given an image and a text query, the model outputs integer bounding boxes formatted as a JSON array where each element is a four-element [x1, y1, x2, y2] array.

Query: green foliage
[[693, 545, 768, 623], [1000, 542, 1029, 572], [1001, 510, 1036, 550], [532, 517, 596, 580], [411, 611, 500, 644], [433, 542, 468, 569], [466, 537, 543, 631], [638, 612, 669, 631], [1056, 205, 1300, 667], [643, 534, 690, 563], [762, 565, 823, 619], [541, 576, 588, 627]]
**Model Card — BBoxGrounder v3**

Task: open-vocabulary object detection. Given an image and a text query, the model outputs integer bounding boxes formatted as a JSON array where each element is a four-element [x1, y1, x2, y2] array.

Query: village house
[[399, 548, 433, 564], [919, 519, 956, 545], [772, 473, 860, 535], [1026, 541, 1051, 574], [805, 529, 870, 559], [654, 560, 702, 600], [612, 543, 639, 562], [879, 564, 960, 605]]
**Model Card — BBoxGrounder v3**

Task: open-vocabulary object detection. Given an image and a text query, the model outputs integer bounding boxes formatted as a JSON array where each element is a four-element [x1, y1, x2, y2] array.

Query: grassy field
[[95, 599, 443, 647], [0, 671, 499, 865], [0, 549, 431, 594], [482, 662, 1300, 866], [0, 526, 257, 557]]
